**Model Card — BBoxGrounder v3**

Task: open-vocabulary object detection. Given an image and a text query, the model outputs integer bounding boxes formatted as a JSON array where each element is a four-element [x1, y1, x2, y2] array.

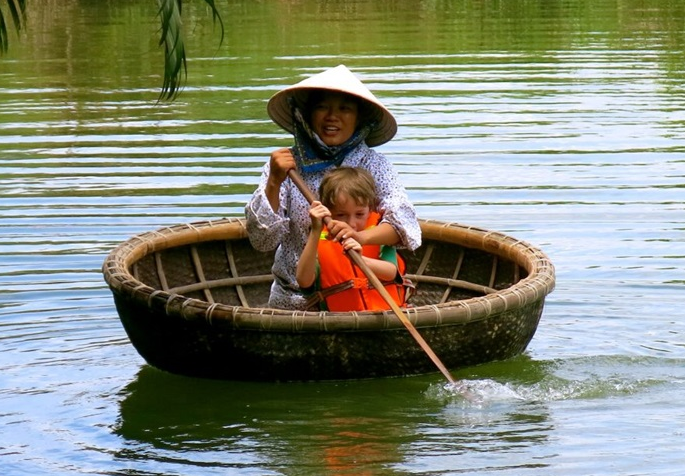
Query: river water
[[1, 1, 684, 475]]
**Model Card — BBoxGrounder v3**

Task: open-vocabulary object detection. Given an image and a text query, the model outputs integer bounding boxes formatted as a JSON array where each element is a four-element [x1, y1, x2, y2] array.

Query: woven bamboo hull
[[103, 218, 555, 381]]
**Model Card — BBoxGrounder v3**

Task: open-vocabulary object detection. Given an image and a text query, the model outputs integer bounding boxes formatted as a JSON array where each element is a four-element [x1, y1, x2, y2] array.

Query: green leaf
[[0, 0, 27, 54], [157, 0, 225, 101]]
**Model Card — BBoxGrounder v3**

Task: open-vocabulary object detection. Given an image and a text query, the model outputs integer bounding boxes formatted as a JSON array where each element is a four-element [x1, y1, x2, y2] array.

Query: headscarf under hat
[[267, 64, 397, 148], [289, 97, 376, 173]]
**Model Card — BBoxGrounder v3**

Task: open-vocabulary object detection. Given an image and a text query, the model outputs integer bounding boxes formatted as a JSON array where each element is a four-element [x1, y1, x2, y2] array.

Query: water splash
[[425, 355, 683, 407], [427, 379, 525, 407]]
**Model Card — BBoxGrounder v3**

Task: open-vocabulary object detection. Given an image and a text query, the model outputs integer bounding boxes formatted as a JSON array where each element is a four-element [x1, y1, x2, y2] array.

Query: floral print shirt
[[245, 143, 421, 310]]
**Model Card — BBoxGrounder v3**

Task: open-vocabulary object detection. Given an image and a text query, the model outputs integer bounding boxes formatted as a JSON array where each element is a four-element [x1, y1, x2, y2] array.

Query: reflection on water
[[115, 367, 425, 474], [1, 0, 684, 475], [112, 354, 685, 474], [115, 364, 554, 474]]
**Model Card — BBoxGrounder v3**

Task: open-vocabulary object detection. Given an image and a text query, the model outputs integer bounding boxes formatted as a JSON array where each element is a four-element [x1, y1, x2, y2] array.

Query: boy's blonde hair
[[318, 167, 378, 211]]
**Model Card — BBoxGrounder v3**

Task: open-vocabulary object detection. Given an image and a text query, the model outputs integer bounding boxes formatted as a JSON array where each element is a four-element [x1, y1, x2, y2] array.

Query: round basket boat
[[102, 218, 555, 381]]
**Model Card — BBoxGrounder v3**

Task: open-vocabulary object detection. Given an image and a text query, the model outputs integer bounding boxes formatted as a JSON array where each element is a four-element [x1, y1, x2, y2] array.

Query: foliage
[[157, 0, 224, 100], [0, 0, 26, 53], [0, 0, 224, 101]]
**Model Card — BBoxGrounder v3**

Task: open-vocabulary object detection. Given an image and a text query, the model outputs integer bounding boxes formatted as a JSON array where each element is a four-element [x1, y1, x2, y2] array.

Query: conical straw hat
[[267, 64, 397, 147]]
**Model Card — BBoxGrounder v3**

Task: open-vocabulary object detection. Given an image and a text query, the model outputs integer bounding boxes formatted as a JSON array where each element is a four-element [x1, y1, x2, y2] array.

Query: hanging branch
[[0, 0, 27, 54], [1, 0, 224, 101], [157, 0, 224, 101], [157, 0, 185, 100]]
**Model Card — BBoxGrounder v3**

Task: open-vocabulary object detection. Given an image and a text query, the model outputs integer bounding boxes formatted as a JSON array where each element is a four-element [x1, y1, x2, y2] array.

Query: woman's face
[[309, 92, 359, 146]]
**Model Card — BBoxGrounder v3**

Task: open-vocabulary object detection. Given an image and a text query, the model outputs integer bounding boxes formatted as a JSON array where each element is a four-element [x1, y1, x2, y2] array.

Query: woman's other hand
[[325, 220, 358, 244]]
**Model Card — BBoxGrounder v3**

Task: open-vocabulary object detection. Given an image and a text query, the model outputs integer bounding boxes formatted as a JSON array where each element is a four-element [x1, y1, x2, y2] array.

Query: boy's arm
[[296, 230, 320, 289], [361, 255, 397, 281], [297, 201, 330, 289]]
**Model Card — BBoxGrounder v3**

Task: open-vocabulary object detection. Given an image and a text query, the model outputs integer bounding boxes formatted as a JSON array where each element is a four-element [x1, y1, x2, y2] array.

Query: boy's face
[[329, 194, 370, 231]]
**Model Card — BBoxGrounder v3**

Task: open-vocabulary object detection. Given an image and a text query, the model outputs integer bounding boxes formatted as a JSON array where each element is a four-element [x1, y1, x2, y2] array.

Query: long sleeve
[[244, 162, 291, 252], [359, 151, 421, 251]]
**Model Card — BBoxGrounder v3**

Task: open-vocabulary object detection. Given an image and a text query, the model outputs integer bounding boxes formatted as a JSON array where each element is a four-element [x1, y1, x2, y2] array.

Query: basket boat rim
[[102, 218, 556, 331]]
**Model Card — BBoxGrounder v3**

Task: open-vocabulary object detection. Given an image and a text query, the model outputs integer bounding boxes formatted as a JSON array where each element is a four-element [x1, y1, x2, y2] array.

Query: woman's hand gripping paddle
[[288, 169, 460, 387]]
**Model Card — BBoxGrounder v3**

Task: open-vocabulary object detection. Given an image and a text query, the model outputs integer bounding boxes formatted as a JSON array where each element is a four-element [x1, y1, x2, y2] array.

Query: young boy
[[296, 167, 408, 312]]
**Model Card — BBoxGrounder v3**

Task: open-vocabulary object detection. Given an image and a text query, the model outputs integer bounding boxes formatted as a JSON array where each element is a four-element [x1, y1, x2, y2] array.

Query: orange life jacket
[[314, 211, 407, 312]]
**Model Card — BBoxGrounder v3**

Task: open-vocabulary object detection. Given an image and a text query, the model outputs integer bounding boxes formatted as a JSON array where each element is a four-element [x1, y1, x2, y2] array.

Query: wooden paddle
[[288, 169, 458, 385]]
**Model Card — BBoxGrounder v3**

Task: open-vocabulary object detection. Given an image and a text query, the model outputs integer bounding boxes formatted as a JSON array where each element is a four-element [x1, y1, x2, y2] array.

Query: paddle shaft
[[288, 169, 457, 384]]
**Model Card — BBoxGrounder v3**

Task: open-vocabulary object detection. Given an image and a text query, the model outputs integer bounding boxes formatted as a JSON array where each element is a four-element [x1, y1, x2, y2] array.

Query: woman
[[245, 64, 421, 310]]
